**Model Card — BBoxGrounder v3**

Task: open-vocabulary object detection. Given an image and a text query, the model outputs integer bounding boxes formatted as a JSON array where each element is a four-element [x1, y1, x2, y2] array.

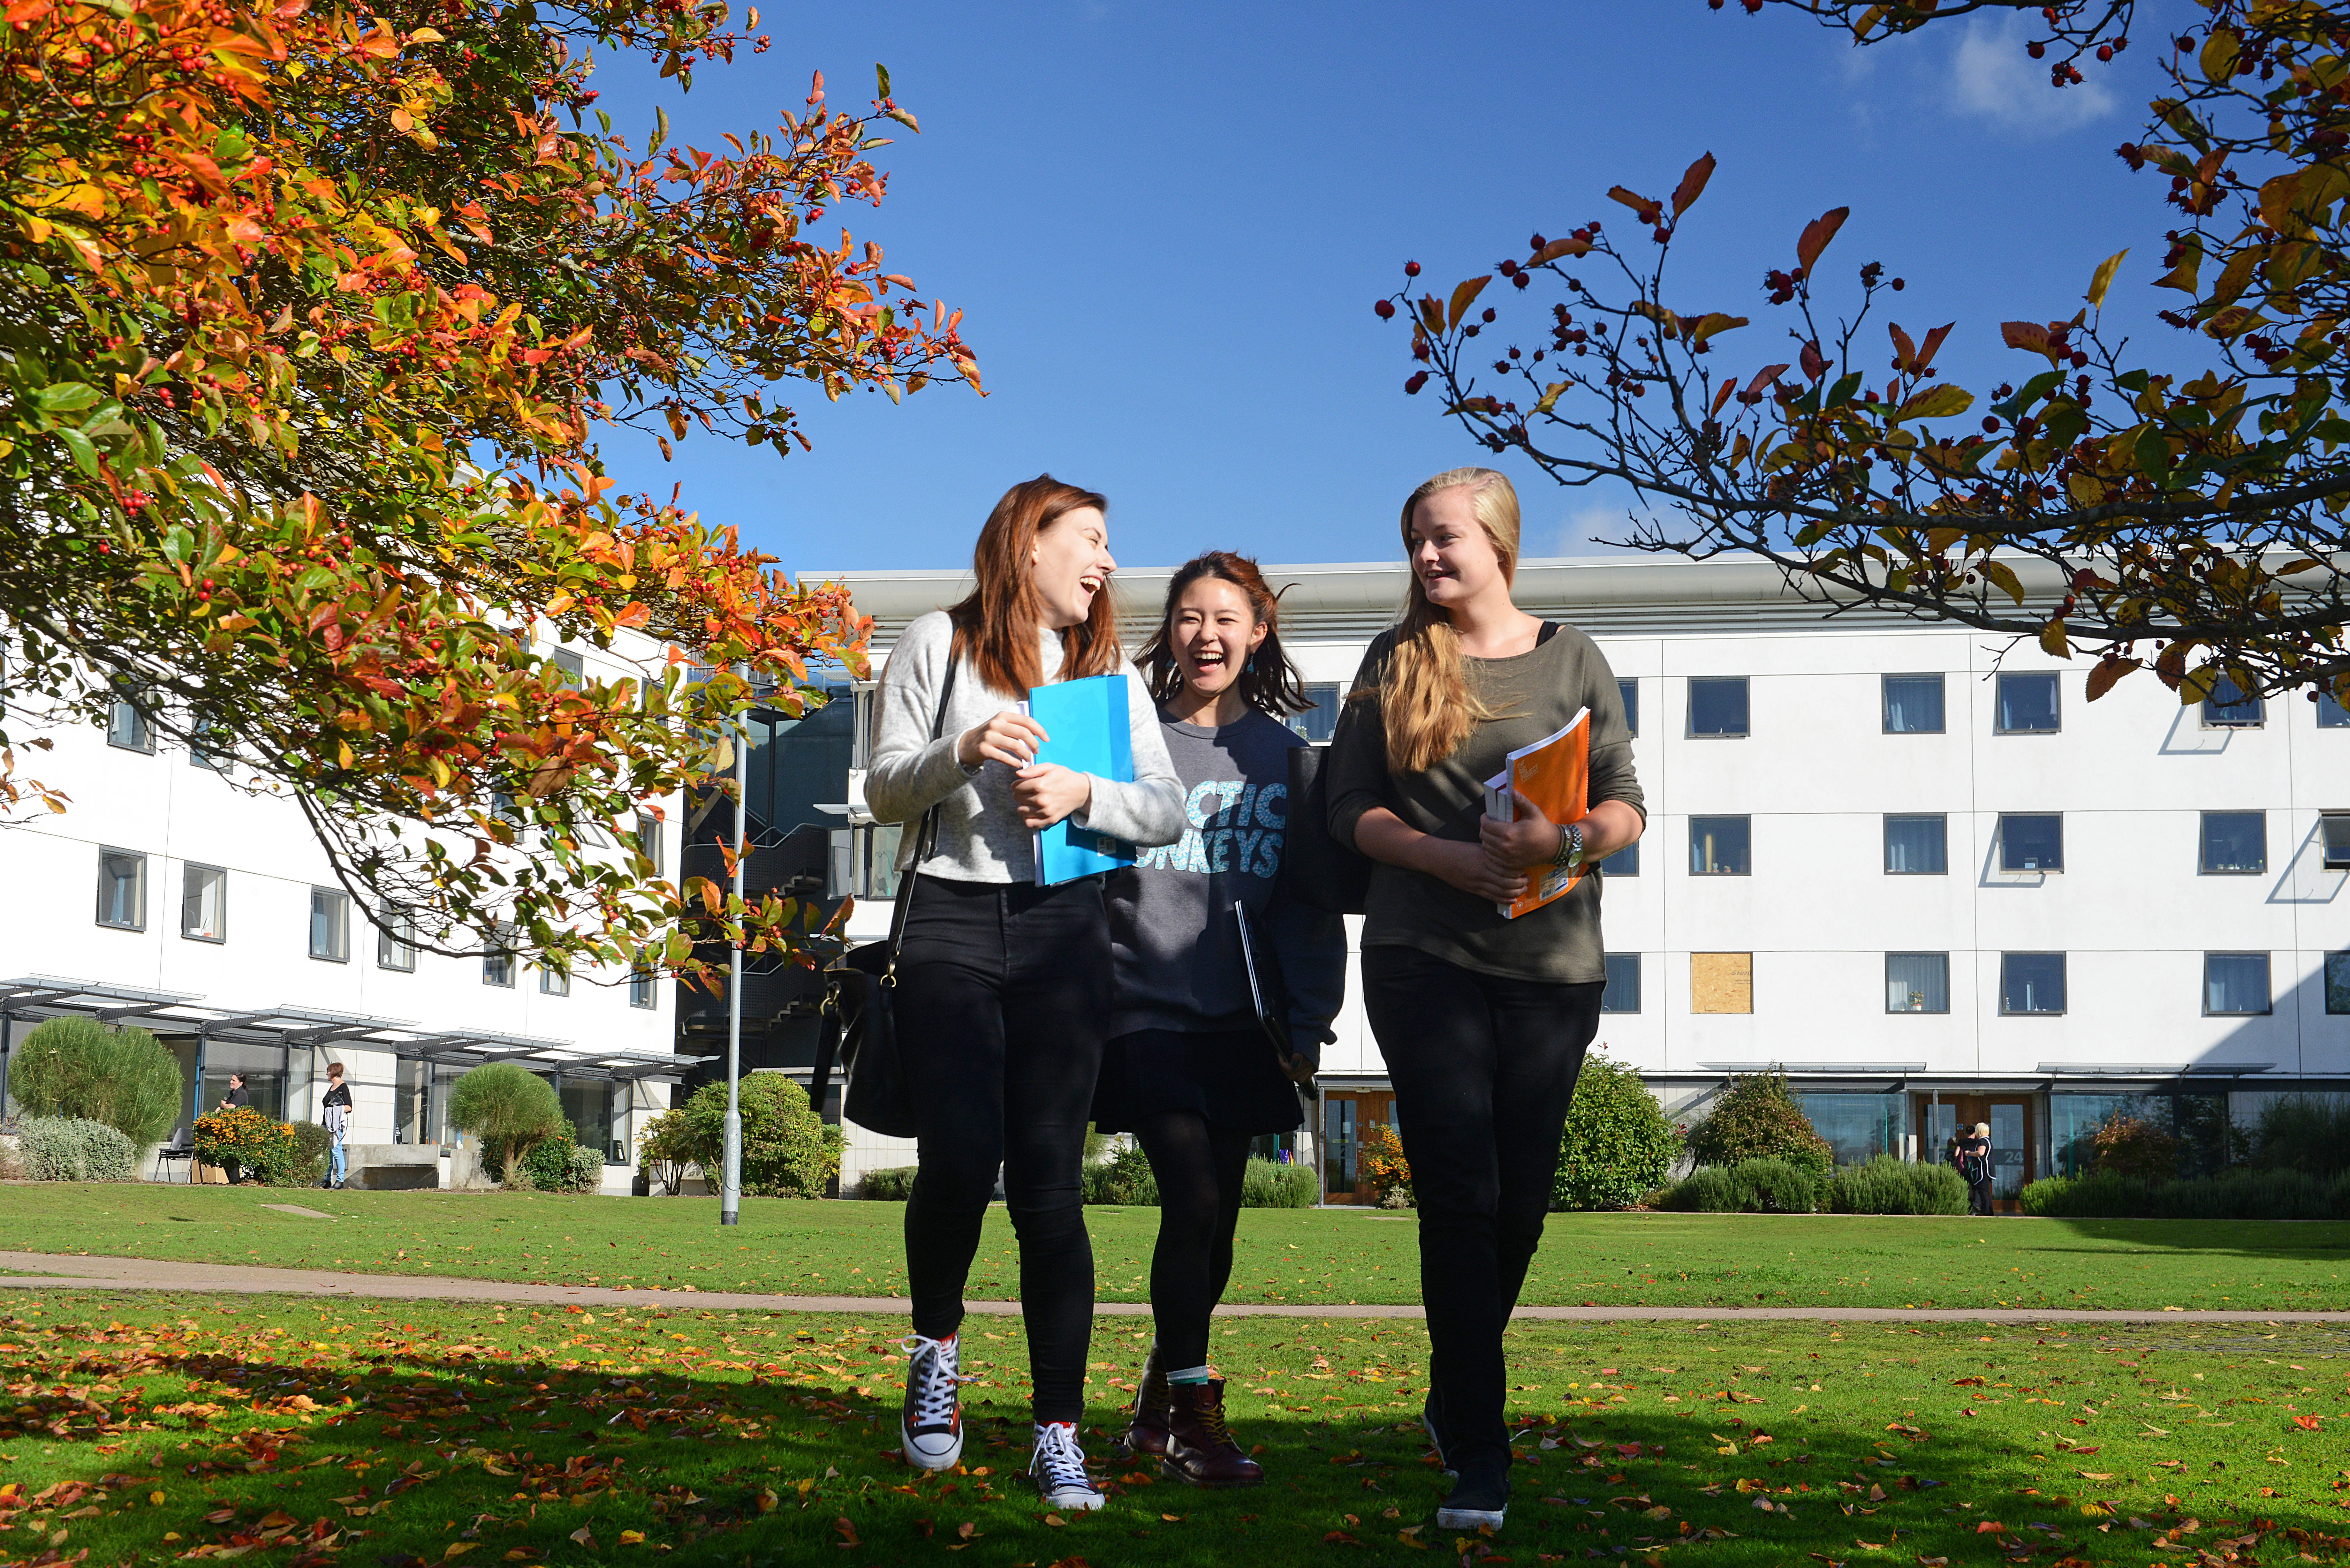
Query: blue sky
[[583, 3, 2181, 576]]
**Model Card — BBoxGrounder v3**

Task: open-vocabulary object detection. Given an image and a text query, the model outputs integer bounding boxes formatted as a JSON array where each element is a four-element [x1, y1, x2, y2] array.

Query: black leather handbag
[[1279, 741, 1371, 916], [812, 660, 958, 1139]]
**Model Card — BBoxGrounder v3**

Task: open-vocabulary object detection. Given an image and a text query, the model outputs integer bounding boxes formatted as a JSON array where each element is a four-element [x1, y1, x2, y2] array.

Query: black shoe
[[1437, 1455, 1509, 1532]]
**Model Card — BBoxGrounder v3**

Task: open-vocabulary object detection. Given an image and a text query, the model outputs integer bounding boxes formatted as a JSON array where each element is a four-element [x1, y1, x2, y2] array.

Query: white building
[[0, 635, 689, 1191], [823, 554, 2350, 1209]]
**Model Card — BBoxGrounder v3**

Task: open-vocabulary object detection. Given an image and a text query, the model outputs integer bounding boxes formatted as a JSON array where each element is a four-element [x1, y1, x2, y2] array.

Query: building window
[[2322, 813, 2350, 871], [180, 863, 227, 943], [550, 647, 585, 688], [1999, 952, 2067, 1015], [484, 935, 515, 988], [1688, 816, 1751, 875], [1688, 677, 1749, 737], [1998, 813, 2064, 873], [2203, 952, 2271, 1016], [538, 964, 570, 997], [2198, 811, 2266, 874], [95, 848, 147, 930], [1881, 673, 1944, 734], [1597, 837, 1639, 877], [2327, 952, 2350, 1014], [1885, 952, 1949, 1014], [2320, 689, 2350, 728], [189, 717, 231, 771], [309, 887, 350, 962], [1883, 814, 1947, 875], [377, 906, 417, 971], [1618, 679, 1640, 738], [1995, 671, 2060, 734], [106, 692, 155, 753], [2201, 674, 2264, 728], [1284, 683, 1343, 744], [1601, 953, 1641, 1014], [629, 964, 657, 1009], [634, 810, 664, 875], [1691, 952, 1752, 1014], [1794, 1093, 1905, 1167]]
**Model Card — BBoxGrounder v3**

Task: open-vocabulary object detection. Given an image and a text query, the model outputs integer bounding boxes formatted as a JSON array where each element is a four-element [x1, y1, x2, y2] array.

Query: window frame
[[95, 847, 148, 931], [483, 939, 516, 988], [629, 964, 658, 1010], [308, 886, 350, 963], [2320, 690, 2350, 728], [1880, 672, 1946, 735], [2202, 951, 2273, 1017], [1885, 951, 1951, 1014], [2321, 812, 2350, 872], [1617, 678, 1640, 739], [2200, 675, 2266, 730], [1997, 812, 2066, 874], [1284, 682, 1344, 744], [1600, 952, 1642, 1014], [105, 692, 155, 753], [2326, 951, 2350, 1015], [376, 905, 417, 972], [1687, 676, 1750, 738], [1882, 813, 1949, 876], [2197, 810, 2267, 875], [1994, 671, 2062, 735], [180, 862, 227, 943], [1597, 837, 1639, 877], [1998, 951, 2069, 1016], [1687, 814, 1752, 876], [537, 964, 571, 997]]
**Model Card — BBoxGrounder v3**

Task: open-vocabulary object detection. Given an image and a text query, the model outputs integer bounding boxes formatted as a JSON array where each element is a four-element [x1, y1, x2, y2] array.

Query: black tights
[[1135, 1112, 1254, 1371]]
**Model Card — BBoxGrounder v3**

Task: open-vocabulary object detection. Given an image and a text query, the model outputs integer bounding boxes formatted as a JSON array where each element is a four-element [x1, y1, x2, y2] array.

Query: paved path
[[3, 1251, 2346, 1325]]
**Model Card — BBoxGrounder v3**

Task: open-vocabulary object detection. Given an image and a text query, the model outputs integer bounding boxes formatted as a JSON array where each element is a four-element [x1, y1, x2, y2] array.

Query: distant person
[[864, 475, 1184, 1511], [321, 1062, 353, 1190], [1325, 466, 1645, 1534], [1097, 552, 1346, 1487], [215, 1073, 253, 1184], [1952, 1122, 1994, 1216]]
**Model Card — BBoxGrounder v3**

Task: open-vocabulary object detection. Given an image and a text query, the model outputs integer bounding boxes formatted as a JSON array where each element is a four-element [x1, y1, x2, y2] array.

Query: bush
[[1085, 1142, 1159, 1206], [2022, 1168, 2350, 1221], [1686, 1071, 1832, 1178], [677, 1074, 841, 1199], [9, 1017, 183, 1149], [19, 1117, 137, 1181], [1241, 1157, 1316, 1209], [1358, 1121, 1412, 1208], [1831, 1155, 1967, 1216], [2091, 1112, 2180, 1180], [1555, 1054, 1682, 1211], [1657, 1157, 1826, 1214], [2251, 1096, 2350, 1179], [193, 1106, 304, 1184], [448, 1063, 564, 1180], [287, 1121, 331, 1187], [1657, 1165, 1744, 1212], [636, 1109, 694, 1196], [860, 1165, 919, 1201]]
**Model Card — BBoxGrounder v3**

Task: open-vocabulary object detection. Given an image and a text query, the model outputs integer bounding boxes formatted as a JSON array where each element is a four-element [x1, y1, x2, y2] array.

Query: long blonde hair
[[1371, 466, 1523, 773]]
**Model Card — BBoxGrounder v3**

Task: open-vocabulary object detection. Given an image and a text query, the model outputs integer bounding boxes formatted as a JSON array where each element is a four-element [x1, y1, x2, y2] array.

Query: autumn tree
[[1387, 0, 2350, 713], [0, 0, 977, 976]]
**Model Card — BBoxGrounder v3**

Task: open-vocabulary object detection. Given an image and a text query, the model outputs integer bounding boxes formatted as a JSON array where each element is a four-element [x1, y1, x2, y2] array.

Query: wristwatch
[[1553, 822, 1584, 874]]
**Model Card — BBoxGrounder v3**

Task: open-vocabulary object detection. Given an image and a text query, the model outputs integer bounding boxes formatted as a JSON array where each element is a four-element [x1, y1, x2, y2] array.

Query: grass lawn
[[4, 1185, 2348, 1312], [0, 1291, 2342, 1568]]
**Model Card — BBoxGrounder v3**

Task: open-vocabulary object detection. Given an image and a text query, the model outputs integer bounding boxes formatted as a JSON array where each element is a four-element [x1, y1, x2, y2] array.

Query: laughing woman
[[1324, 467, 1644, 1533], [864, 475, 1186, 1513], [1095, 552, 1346, 1487]]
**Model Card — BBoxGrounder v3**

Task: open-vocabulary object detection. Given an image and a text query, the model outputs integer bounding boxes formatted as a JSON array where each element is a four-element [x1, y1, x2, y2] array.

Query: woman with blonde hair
[[1325, 467, 1645, 1532], [865, 474, 1186, 1511]]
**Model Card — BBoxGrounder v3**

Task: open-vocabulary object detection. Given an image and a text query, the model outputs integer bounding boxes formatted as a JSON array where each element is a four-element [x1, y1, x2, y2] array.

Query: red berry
[[1404, 260, 1421, 277], [1405, 371, 1429, 395], [1375, 299, 1396, 319]]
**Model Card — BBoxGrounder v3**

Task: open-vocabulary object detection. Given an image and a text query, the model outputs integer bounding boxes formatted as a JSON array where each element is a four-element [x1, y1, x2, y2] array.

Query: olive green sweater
[[1324, 623, 1643, 984]]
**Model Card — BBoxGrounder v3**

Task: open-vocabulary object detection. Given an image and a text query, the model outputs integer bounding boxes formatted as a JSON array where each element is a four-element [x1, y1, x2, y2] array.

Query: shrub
[[1241, 1156, 1316, 1209], [193, 1106, 303, 1184], [447, 1063, 564, 1179], [677, 1074, 841, 1199], [19, 1117, 137, 1181], [860, 1165, 919, 1201], [2091, 1112, 2179, 1180], [1685, 1071, 1832, 1178], [516, 1135, 604, 1194], [1734, 1157, 1825, 1213], [636, 1109, 694, 1196], [9, 1017, 183, 1149], [1555, 1054, 1682, 1211], [1358, 1121, 1412, 1207], [2022, 1169, 2350, 1221], [1657, 1165, 1744, 1212], [1086, 1143, 1160, 1206], [1831, 1155, 1967, 1216], [286, 1121, 331, 1187], [2251, 1095, 2350, 1179]]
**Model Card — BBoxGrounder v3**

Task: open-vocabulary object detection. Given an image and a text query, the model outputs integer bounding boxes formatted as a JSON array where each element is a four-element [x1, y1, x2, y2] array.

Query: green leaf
[[34, 382, 101, 413], [876, 61, 891, 99], [1895, 385, 1973, 422], [55, 425, 100, 477], [650, 106, 668, 155]]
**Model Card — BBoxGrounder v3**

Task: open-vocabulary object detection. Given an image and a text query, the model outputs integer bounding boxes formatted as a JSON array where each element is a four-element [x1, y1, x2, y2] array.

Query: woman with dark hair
[[1097, 552, 1346, 1487], [864, 474, 1185, 1511], [1324, 467, 1645, 1533]]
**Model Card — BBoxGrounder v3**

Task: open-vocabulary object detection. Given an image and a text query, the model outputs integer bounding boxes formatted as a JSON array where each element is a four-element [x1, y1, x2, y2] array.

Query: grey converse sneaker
[[1028, 1421, 1106, 1511], [899, 1333, 970, 1472]]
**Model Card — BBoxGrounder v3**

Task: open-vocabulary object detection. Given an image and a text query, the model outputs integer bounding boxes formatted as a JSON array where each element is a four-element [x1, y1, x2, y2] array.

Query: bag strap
[[882, 649, 961, 971]]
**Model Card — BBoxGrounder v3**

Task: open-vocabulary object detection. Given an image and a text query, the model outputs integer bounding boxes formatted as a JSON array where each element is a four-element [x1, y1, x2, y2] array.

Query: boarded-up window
[[1692, 952, 1752, 1014]]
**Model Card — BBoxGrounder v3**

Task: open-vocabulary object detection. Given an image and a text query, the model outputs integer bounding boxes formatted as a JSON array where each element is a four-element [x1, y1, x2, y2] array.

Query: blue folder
[[1024, 673, 1135, 885]]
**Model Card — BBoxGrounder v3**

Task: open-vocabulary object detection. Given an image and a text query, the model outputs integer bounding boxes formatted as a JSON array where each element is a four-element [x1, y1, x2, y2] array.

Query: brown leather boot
[[1162, 1378, 1264, 1488], [1118, 1344, 1171, 1459]]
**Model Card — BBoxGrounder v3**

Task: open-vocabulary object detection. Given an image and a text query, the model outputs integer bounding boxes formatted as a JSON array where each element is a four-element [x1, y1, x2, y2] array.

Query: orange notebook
[[1481, 708, 1590, 919]]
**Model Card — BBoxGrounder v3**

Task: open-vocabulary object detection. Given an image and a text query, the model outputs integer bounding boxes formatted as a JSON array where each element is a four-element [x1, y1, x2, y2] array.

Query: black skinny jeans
[[896, 873, 1110, 1425], [1363, 945, 1603, 1476], [1134, 1110, 1254, 1373]]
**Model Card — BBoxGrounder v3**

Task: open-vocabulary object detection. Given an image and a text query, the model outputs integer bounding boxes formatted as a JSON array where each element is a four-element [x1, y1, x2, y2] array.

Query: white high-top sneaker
[[899, 1333, 969, 1472], [1027, 1420, 1106, 1511]]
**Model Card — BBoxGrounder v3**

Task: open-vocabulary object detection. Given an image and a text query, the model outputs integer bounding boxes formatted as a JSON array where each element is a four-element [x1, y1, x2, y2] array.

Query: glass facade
[[2052, 1092, 2234, 1178], [1882, 674, 1944, 733], [558, 1076, 624, 1164], [1688, 677, 1749, 737], [1794, 1094, 1904, 1166], [1884, 814, 1947, 874]]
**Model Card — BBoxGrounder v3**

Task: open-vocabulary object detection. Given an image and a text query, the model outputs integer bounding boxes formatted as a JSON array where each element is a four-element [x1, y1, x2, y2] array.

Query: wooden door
[[1916, 1095, 2035, 1212], [1320, 1090, 1397, 1205]]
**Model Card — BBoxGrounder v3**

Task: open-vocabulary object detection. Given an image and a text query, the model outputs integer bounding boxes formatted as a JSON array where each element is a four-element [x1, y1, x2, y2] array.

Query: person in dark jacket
[[214, 1073, 253, 1183], [1952, 1122, 1994, 1215], [1098, 552, 1346, 1488]]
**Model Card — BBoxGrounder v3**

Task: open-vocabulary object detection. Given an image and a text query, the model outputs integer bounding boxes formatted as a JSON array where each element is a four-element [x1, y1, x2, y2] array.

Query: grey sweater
[[1105, 711, 1348, 1062], [866, 609, 1185, 882]]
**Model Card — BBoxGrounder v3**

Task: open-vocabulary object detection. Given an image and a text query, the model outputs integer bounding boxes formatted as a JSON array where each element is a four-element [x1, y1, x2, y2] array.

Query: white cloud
[[1543, 501, 1662, 558], [1951, 13, 2116, 133]]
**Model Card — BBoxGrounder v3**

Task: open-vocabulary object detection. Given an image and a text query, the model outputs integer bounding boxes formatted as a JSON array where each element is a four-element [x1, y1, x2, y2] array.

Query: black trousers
[[1363, 945, 1603, 1475], [1968, 1177, 1994, 1216], [895, 873, 1110, 1424], [1133, 1108, 1255, 1373]]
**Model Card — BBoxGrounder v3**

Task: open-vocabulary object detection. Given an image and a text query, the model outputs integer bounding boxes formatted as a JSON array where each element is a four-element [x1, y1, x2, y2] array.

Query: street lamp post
[[720, 662, 747, 1227]]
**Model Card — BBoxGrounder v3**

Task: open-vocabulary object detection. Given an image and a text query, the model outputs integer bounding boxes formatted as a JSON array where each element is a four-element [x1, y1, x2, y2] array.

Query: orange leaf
[[1671, 152, 1717, 216], [1446, 275, 1492, 331], [2084, 655, 2138, 701], [1607, 185, 1662, 219], [1796, 207, 1849, 273]]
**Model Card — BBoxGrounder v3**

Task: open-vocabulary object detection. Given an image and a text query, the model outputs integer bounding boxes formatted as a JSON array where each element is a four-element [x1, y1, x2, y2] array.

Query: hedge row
[[1656, 1155, 1967, 1215], [2020, 1168, 2350, 1220]]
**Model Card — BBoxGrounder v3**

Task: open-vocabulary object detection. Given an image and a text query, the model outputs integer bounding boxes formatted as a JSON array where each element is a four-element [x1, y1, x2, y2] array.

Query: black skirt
[[1090, 1026, 1305, 1135]]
